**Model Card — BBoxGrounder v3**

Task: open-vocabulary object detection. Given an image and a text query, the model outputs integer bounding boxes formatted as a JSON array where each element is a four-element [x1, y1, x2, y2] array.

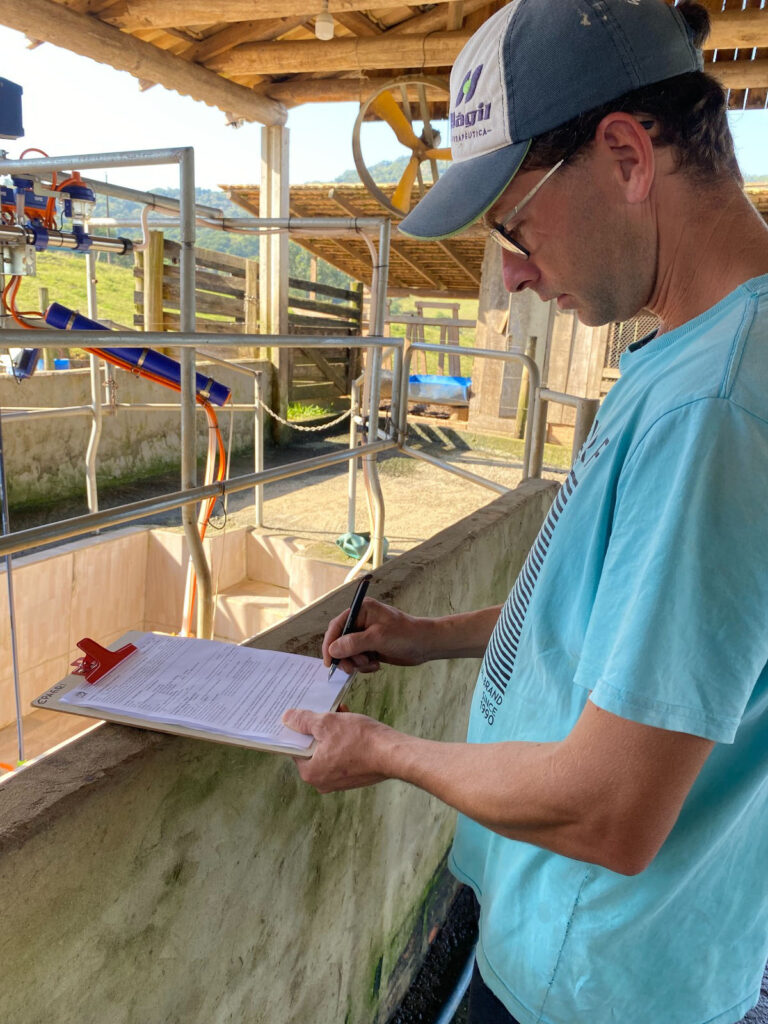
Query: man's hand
[[282, 707, 398, 792], [322, 597, 430, 674], [322, 598, 503, 675]]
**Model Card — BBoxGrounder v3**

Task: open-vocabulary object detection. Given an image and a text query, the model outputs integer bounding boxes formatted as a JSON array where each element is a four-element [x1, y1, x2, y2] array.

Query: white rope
[[254, 393, 352, 432]]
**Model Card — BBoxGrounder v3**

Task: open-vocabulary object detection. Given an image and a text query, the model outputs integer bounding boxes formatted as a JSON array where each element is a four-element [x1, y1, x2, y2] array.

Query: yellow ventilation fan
[[352, 77, 451, 217]]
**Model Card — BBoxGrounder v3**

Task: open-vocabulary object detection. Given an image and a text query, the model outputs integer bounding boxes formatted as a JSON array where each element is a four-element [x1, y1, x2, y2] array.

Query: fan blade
[[392, 156, 421, 214], [424, 147, 452, 161], [369, 90, 422, 152]]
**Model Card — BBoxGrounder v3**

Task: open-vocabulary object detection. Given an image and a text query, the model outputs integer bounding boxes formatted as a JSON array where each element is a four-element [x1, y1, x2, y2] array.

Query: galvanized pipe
[[0, 225, 131, 254], [538, 389, 600, 464], [347, 377, 361, 535], [1, 406, 94, 421], [361, 218, 391, 569], [0, 148, 196, 175], [0, 439, 394, 559], [84, 249, 103, 515], [387, 315, 476, 329], [80, 179, 224, 220], [88, 216, 391, 237], [177, 147, 213, 640], [0, 330, 393, 350], [254, 372, 264, 529], [1, 403, 259, 419], [401, 444, 510, 495], [401, 342, 543, 480], [0, 408, 24, 764]]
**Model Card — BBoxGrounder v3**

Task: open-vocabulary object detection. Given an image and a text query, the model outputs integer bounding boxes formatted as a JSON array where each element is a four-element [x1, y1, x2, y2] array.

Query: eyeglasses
[[487, 158, 565, 260], [487, 120, 655, 259]]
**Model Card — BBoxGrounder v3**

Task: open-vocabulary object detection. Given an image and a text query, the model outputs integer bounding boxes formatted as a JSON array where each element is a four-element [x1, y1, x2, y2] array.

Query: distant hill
[[334, 154, 450, 185], [92, 187, 351, 289]]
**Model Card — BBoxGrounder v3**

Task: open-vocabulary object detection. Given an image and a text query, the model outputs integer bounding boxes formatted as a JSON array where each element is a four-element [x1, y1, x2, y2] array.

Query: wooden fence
[[134, 236, 365, 409]]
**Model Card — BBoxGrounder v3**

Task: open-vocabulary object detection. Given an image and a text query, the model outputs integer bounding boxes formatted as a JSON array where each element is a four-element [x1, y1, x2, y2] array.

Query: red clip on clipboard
[[71, 637, 138, 684]]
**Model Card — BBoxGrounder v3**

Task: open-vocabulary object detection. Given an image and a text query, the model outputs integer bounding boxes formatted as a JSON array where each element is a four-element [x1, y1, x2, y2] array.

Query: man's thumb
[[282, 707, 315, 734]]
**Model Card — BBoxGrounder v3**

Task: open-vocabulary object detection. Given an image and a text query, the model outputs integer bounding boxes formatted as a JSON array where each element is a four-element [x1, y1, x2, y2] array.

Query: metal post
[[347, 378, 360, 534], [362, 220, 390, 568], [514, 336, 537, 441], [84, 247, 103, 515], [259, 125, 290, 444], [0, 407, 24, 764], [254, 371, 264, 528], [179, 148, 213, 640]]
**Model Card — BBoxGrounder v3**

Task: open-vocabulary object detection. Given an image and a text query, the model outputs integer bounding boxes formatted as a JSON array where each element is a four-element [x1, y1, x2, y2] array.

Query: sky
[[1, 23, 767, 193]]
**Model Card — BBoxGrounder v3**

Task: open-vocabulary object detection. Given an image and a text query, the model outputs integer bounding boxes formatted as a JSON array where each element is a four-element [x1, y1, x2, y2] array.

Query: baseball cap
[[399, 0, 703, 241]]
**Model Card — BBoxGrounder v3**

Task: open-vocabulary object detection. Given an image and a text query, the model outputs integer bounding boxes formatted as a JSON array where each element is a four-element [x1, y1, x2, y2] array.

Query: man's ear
[[594, 112, 655, 204]]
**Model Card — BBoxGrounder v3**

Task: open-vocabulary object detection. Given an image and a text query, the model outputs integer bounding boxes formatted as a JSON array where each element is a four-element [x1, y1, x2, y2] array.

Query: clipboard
[[32, 631, 353, 758]]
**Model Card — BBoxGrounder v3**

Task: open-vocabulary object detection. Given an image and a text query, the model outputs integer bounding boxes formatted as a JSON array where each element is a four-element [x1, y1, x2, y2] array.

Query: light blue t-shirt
[[451, 275, 768, 1024]]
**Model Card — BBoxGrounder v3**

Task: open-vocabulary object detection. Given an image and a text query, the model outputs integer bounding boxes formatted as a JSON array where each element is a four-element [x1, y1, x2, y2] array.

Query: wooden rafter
[[208, 31, 470, 76], [389, 0, 488, 36], [709, 58, 768, 92], [111, 0, 461, 31], [183, 17, 309, 63], [705, 10, 768, 51], [334, 12, 383, 37], [264, 75, 450, 107], [327, 191, 446, 291], [435, 241, 482, 286], [446, 3, 465, 32], [0, 0, 287, 125]]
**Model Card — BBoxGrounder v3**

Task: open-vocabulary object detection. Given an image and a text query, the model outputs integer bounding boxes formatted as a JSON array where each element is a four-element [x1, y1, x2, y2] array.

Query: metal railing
[[1, 145, 600, 769]]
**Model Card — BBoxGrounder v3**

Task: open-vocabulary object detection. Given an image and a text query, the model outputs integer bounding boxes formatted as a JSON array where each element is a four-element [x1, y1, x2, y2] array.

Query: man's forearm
[[379, 729, 604, 865], [420, 605, 502, 661]]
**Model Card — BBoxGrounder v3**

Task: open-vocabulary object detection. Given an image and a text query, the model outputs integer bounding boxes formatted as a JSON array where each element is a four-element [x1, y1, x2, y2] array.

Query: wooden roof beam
[[446, 3, 465, 32], [389, 0, 489, 36], [435, 241, 482, 286], [334, 12, 383, 37], [326, 190, 446, 291], [113, 1, 461, 31], [705, 11, 768, 51], [210, 31, 470, 76], [708, 58, 768, 91], [184, 17, 309, 63], [0, 0, 287, 125], [265, 76, 449, 107]]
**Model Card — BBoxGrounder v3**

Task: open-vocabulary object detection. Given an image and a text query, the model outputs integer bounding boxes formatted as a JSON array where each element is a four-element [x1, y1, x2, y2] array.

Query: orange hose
[[7, 276, 43, 329]]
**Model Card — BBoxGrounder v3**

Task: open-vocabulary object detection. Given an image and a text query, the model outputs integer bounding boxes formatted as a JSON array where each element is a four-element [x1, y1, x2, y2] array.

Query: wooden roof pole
[[112, 0, 461, 30], [266, 77, 450, 107], [210, 31, 471, 76], [706, 10, 768, 50], [709, 59, 768, 91], [0, 0, 287, 126]]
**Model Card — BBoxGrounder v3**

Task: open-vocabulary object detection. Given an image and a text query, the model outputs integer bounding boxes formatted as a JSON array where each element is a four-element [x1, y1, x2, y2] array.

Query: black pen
[[328, 573, 373, 680]]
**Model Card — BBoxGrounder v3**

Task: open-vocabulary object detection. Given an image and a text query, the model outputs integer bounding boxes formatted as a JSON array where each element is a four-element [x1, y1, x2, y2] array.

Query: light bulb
[[315, 11, 335, 40]]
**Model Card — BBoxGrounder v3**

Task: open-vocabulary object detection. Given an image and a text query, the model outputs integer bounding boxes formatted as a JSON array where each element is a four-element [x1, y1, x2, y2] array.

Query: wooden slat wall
[[134, 240, 365, 405]]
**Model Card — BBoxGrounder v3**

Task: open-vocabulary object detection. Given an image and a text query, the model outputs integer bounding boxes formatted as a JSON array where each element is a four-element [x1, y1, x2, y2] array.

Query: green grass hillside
[[15, 251, 136, 327]]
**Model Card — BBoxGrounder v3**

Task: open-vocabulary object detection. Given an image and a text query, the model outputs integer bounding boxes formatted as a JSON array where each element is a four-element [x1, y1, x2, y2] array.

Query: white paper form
[[61, 633, 349, 750]]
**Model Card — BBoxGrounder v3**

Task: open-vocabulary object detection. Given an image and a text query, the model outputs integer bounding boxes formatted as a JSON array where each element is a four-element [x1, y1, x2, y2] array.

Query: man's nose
[[501, 249, 539, 293]]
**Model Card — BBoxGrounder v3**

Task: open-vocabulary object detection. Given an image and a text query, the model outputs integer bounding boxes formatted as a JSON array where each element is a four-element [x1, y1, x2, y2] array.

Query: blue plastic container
[[407, 374, 472, 404]]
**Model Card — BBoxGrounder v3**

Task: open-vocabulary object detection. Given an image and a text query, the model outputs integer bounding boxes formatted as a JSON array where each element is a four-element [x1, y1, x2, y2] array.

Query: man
[[283, 1, 768, 1021]]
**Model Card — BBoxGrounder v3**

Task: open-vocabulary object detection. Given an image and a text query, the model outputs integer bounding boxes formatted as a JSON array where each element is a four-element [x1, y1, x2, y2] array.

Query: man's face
[[486, 148, 656, 327]]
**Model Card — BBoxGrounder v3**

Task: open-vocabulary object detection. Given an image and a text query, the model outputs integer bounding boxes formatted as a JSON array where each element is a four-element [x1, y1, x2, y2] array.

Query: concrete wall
[[0, 479, 557, 1024], [0, 359, 273, 508]]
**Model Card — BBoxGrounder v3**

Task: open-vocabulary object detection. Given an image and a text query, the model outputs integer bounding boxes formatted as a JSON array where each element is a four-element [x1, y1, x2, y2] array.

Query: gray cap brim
[[398, 139, 530, 241]]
